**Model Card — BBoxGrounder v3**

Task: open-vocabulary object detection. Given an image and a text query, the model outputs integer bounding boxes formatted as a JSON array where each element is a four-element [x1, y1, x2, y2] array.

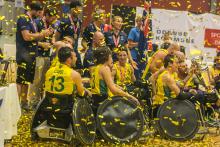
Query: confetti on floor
[[4, 111, 220, 147]]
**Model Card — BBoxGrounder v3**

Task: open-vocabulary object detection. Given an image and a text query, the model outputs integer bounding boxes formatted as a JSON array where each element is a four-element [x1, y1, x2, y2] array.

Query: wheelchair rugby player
[[31, 47, 96, 145], [150, 54, 220, 141]]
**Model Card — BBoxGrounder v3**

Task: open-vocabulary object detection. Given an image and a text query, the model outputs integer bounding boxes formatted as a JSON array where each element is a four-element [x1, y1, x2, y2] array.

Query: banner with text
[[151, 9, 220, 61]]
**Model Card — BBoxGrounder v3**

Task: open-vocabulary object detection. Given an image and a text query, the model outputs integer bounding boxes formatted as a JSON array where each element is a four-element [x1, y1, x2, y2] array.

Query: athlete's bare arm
[[111, 66, 116, 81], [149, 51, 167, 73], [163, 73, 180, 96], [149, 67, 165, 95], [130, 65, 136, 82], [71, 70, 91, 97]]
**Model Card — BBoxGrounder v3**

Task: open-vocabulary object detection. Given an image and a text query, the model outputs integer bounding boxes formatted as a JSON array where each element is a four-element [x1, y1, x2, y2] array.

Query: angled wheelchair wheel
[[157, 99, 200, 141], [96, 96, 144, 143], [72, 98, 96, 145], [30, 98, 49, 140]]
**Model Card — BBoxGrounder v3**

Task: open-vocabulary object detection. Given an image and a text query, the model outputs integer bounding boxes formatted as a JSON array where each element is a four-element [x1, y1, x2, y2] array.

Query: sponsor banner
[[138, 9, 220, 61], [204, 28, 220, 48]]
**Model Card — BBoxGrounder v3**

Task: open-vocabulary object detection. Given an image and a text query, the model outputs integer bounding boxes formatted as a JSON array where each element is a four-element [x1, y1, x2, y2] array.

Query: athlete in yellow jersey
[[153, 55, 179, 105], [90, 46, 139, 112], [45, 47, 91, 97], [154, 70, 177, 105], [112, 49, 136, 87], [142, 43, 180, 80], [176, 61, 199, 90], [152, 54, 220, 117]]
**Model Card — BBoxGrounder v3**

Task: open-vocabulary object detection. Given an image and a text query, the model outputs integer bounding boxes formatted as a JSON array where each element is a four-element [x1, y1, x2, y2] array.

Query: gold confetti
[[0, 16, 5, 20]]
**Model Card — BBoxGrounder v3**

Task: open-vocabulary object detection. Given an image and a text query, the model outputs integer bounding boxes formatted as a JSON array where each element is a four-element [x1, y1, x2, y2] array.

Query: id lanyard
[[113, 33, 120, 48], [26, 13, 38, 33], [69, 15, 79, 39]]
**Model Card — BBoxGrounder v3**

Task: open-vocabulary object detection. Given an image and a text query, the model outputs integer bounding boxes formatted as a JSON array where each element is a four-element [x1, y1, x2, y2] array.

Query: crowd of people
[[16, 0, 220, 121]]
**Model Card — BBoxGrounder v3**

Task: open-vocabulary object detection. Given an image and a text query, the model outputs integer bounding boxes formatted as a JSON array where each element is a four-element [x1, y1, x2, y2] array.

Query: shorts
[[16, 60, 36, 84]]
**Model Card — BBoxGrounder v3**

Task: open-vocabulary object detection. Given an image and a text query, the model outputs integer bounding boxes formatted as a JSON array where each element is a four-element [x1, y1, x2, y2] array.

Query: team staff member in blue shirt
[[105, 16, 137, 69], [55, 1, 83, 69], [82, 8, 106, 49], [104, 16, 128, 62], [82, 8, 106, 76], [128, 15, 145, 79], [29, 8, 60, 109], [16, 1, 53, 110]]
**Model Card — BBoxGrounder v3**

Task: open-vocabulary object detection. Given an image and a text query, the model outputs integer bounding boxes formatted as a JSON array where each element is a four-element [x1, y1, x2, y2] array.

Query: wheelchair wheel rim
[[96, 96, 144, 143], [157, 99, 200, 141], [72, 98, 96, 145]]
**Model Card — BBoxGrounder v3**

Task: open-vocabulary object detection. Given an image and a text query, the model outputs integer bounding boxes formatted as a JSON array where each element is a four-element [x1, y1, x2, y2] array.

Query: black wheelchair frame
[[30, 94, 96, 145], [30, 81, 220, 145], [96, 82, 220, 143]]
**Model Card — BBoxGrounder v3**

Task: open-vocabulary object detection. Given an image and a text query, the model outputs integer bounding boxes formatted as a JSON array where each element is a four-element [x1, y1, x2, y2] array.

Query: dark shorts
[[16, 60, 36, 84]]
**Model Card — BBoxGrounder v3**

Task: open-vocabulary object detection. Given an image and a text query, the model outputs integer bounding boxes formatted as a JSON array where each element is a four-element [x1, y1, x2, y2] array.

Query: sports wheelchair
[[95, 56, 220, 143], [30, 82, 220, 144], [30, 92, 96, 145], [95, 81, 153, 143], [95, 82, 220, 143]]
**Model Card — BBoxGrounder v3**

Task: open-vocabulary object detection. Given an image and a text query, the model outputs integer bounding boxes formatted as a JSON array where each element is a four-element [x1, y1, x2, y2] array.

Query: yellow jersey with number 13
[[45, 64, 75, 95]]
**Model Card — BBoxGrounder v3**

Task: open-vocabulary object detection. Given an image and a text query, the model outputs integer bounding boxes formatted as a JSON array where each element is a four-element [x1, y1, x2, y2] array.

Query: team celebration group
[[15, 1, 220, 141]]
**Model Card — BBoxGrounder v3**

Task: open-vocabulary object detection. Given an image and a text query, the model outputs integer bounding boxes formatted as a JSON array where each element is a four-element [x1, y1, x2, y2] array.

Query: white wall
[[0, 1, 24, 59]]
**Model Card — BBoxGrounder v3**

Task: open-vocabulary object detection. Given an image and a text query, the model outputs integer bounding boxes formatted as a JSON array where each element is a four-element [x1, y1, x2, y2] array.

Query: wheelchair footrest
[[197, 127, 209, 134], [33, 121, 74, 142]]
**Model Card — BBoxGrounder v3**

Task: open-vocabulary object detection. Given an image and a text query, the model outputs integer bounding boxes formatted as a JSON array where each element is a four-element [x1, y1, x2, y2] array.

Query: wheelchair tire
[[72, 98, 96, 145], [157, 99, 200, 141], [96, 96, 145, 143]]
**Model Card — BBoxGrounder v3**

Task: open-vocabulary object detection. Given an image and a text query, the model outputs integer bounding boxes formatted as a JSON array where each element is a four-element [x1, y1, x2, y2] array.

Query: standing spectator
[[104, 16, 127, 61], [82, 8, 106, 49], [55, 1, 83, 69], [16, 1, 53, 110], [104, 16, 136, 69], [82, 8, 106, 76], [83, 31, 106, 77], [128, 15, 145, 79], [29, 8, 60, 109]]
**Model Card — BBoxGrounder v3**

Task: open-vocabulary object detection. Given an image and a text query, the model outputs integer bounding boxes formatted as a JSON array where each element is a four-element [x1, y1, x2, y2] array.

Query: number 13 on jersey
[[49, 76, 65, 92]]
